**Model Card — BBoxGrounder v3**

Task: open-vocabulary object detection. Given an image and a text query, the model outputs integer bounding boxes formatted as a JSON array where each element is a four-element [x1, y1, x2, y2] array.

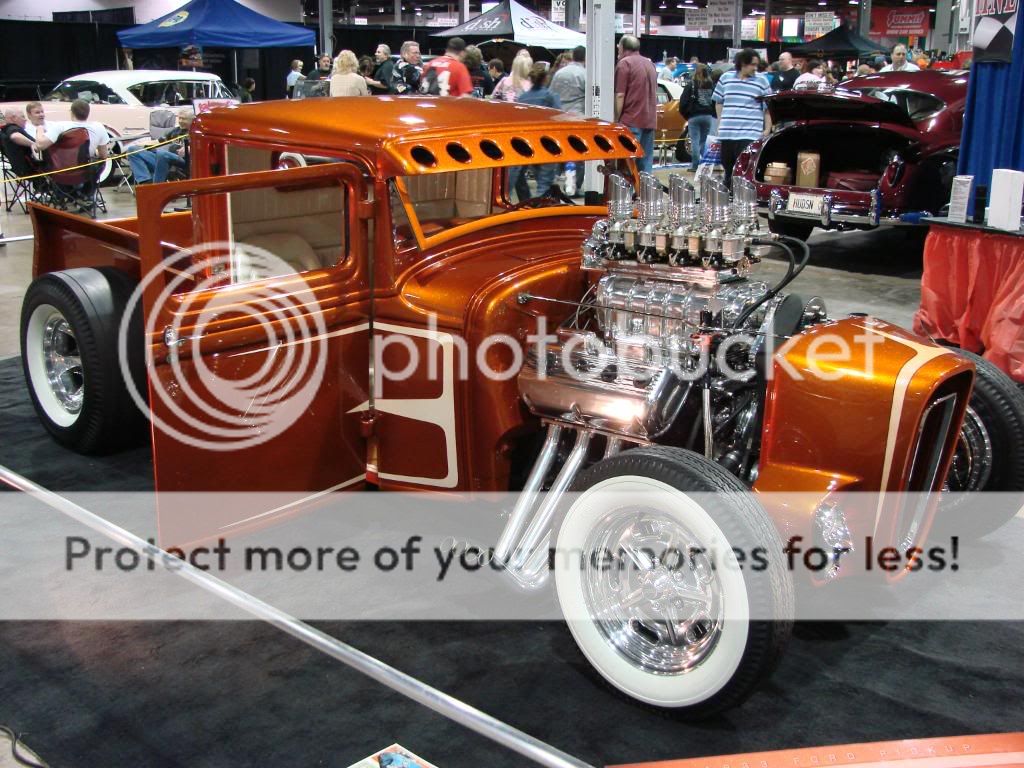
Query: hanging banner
[[707, 0, 735, 27], [870, 7, 930, 36], [686, 7, 711, 30], [973, 0, 1016, 63], [551, 0, 565, 23], [804, 11, 837, 36]]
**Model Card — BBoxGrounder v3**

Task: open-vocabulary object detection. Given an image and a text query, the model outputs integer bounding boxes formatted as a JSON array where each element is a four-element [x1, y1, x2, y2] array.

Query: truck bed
[[30, 203, 194, 279]]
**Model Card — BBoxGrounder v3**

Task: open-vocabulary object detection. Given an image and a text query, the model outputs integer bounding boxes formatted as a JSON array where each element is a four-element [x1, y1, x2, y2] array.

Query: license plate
[[787, 193, 824, 215]]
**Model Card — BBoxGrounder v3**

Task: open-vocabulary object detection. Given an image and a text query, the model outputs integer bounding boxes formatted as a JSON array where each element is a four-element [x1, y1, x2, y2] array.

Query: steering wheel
[[507, 187, 578, 211]]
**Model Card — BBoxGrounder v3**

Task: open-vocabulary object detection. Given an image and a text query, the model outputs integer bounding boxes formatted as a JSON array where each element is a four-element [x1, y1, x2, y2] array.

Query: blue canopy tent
[[116, 0, 314, 49], [958, 12, 1024, 200]]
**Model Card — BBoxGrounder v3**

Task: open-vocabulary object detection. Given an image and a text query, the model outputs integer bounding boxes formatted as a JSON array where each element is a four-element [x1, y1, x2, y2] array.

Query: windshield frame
[[390, 166, 615, 252], [847, 87, 947, 122], [44, 80, 126, 105], [127, 78, 234, 107]]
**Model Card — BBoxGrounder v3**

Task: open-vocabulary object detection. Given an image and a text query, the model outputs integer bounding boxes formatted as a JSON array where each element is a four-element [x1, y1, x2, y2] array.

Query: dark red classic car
[[733, 70, 969, 239]]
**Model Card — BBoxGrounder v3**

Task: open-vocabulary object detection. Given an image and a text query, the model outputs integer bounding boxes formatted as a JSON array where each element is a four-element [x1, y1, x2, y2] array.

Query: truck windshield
[[391, 166, 575, 244]]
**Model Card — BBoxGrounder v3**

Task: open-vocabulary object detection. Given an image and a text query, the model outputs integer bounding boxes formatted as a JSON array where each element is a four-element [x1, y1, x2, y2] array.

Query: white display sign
[[686, 8, 711, 30], [958, 0, 972, 33], [989, 169, 1024, 231], [616, 13, 661, 31], [804, 11, 837, 36], [354, 16, 368, 24], [741, 17, 760, 38], [707, 0, 735, 27], [948, 175, 973, 223], [426, 14, 459, 26], [551, 0, 565, 23]]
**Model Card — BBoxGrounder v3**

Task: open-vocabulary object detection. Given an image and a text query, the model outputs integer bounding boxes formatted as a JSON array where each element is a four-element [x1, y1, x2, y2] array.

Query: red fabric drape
[[913, 224, 1024, 383]]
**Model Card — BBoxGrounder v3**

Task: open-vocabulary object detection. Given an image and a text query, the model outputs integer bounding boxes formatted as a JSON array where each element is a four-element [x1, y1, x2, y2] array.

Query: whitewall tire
[[555, 446, 793, 717]]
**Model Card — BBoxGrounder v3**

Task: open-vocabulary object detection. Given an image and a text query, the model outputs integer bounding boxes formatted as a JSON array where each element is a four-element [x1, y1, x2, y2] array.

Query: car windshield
[[127, 79, 234, 106], [850, 87, 945, 120], [45, 80, 125, 105]]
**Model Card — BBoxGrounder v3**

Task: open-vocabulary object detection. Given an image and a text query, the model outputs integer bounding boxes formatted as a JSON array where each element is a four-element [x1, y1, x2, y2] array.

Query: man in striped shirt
[[712, 48, 773, 188]]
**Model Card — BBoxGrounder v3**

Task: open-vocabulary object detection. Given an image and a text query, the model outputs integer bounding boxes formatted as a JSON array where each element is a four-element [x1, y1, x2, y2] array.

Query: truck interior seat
[[235, 232, 321, 281], [226, 145, 347, 280], [401, 169, 492, 225]]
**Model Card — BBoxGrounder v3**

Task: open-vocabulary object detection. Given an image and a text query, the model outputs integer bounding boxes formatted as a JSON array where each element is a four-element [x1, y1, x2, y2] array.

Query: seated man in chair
[[36, 99, 110, 214], [2, 108, 46, 205], [35, 98, 110, 160]]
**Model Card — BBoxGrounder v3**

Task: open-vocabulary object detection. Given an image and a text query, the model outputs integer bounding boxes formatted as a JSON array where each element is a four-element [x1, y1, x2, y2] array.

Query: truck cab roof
[[192, 96, 640, 177]]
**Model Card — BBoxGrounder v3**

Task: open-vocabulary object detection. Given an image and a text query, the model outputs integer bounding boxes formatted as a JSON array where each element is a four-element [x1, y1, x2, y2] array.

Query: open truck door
[[135, 156, 374, 547]]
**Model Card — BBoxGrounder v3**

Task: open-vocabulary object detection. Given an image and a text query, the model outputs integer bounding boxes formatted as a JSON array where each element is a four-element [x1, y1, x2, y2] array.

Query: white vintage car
[[23, 70, 234, 133], [1, 70, 236, 179]]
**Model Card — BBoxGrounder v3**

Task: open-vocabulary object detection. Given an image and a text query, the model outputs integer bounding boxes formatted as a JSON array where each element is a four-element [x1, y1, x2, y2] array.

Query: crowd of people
[[0, 37, 939, 209], [278, 38, 934, 188]]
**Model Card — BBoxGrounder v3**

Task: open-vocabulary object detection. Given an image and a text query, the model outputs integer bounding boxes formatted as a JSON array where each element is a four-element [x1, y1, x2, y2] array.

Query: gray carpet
[[1, 357, 1022, 767]]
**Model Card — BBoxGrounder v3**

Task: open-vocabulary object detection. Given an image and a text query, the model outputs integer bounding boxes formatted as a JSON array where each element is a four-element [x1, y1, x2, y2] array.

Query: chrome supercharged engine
[[519, 173, 799, 443]]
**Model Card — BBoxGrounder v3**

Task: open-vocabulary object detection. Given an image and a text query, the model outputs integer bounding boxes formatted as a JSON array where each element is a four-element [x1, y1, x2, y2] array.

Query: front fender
[[755, 317, 974, 551]]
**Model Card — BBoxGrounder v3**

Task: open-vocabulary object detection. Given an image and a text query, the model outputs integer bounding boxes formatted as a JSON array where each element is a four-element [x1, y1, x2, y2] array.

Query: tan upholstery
[[401, 169, 492, 224], [235, 232, 321, 282], [226, 145, 347, 281]]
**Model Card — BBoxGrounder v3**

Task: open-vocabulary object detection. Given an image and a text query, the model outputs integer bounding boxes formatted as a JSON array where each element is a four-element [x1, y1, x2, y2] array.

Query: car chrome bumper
[[765, 188, 882, 228]]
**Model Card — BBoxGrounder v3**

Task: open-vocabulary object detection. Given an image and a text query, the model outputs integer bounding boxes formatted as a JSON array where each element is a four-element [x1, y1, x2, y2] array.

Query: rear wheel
[[554, 446, 792, 717], [21, 268, 147, 454], [767, 218, 815, 241], [934, 349, 1024, 539]]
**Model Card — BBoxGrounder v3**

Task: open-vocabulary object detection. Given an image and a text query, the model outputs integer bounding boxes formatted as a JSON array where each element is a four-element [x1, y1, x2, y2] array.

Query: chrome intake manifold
[[500, 172, 819, 588]]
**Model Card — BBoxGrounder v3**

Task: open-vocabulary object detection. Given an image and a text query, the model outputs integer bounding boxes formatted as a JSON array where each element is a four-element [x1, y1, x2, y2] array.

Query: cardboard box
[[765, 170, 793, 184], [989, 169, 1024, 231], [796, 151, 820, 188]]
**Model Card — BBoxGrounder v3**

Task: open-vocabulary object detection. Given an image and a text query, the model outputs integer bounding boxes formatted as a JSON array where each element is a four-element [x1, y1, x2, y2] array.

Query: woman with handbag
[[681, 63, 717, 172]]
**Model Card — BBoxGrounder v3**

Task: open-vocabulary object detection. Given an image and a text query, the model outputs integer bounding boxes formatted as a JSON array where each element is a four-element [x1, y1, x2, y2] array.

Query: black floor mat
[[1, 357, 1021, 767]]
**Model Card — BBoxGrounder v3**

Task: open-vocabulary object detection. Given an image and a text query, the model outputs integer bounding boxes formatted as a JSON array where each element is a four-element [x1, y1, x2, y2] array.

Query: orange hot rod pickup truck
[[19, 98, 1024, 717]]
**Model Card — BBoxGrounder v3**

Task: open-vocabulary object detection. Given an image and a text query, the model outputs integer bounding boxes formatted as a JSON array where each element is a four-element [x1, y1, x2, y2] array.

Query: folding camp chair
[[1, 133, 49, 213], [45, 127, 107, 218]]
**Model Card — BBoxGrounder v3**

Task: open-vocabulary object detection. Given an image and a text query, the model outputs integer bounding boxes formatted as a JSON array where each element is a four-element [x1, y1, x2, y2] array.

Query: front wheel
[[554, 446, 793, 717], [934, 349, 1024, 539]]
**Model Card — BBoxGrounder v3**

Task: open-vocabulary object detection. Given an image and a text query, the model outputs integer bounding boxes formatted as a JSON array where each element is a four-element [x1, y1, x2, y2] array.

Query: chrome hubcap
[[945, 406, 993, 492], [41, 313, 84, 415], [581, 508, 724, 675]]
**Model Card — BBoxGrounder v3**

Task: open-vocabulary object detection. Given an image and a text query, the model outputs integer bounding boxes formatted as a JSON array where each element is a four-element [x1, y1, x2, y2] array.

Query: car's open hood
[[766, 89, 918, 129]]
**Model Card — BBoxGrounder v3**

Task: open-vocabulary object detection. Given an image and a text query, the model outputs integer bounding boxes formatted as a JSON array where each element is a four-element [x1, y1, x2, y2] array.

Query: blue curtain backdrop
[[958, 11, 1024, 194]]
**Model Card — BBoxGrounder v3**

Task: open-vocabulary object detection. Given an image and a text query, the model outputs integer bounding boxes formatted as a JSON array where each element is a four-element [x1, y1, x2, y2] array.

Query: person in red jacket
[[420, 37, 473, 97]]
